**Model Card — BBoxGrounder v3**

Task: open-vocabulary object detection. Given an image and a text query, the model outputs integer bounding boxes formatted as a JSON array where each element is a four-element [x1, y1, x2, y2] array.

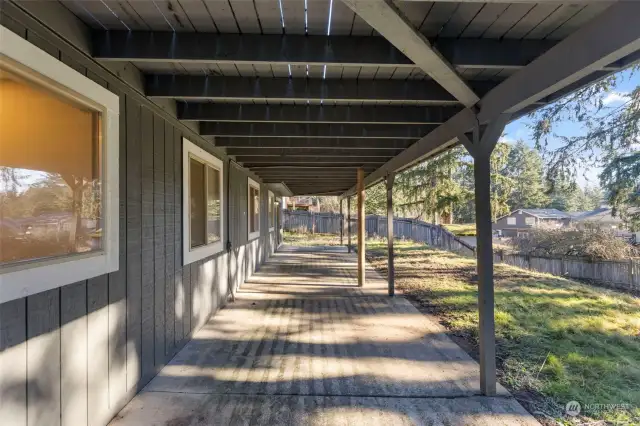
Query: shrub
[[514, 228, 638, 260]]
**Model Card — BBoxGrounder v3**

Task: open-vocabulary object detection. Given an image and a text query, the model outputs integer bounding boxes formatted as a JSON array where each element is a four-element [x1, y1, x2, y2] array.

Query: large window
[[183, 138, 223, 264], [0, 25, 119, 303], [248, 178, 260, 240]]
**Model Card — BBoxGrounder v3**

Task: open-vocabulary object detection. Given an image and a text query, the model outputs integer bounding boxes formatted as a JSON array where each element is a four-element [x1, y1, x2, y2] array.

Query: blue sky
[[500, 67, 639, 188]]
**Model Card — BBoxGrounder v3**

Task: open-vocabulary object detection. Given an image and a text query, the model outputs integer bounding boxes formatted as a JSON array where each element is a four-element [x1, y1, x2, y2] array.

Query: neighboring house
[[287, 196, 318, 212], [571, 207, 632, 236], [493, 209, 572, 237]]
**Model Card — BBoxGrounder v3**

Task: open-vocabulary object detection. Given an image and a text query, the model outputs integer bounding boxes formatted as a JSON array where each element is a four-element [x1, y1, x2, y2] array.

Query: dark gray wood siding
[[0, 4, 280, 426], [493, 210, 539, 233], [493, 210, 570, 236]]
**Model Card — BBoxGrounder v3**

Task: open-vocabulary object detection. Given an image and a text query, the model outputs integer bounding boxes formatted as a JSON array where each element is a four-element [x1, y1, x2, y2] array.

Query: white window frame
[[0, 25, 119, 304], [506, 217, 516, 225], [248, 177, 260, 241], [268, 191, 275, 232], [525, 217, 536, 225], [182, 138, 224, 265]]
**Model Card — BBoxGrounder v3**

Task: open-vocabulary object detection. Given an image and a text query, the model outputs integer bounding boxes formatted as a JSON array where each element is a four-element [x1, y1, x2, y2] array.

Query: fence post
[[630, 258, 635, 290], [311, 212, 315, 234]]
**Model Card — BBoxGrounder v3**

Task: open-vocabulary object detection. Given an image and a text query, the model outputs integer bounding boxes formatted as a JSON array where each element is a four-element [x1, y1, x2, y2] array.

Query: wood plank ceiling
[[61, 0, 617, 195]]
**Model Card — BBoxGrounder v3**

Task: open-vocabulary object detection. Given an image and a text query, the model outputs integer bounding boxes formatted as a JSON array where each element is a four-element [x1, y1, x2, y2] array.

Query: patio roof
[[64, 0, 640, 196]]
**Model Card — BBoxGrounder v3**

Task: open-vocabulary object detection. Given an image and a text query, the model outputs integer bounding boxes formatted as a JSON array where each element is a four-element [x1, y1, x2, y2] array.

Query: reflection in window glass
[[273, 201, 279, 230], [0, 67, 102, 267], [249, 186, 259, 234], [189, 158, 206, 248], [206, 166, 221, 244], [189, 155, 221, 249], [268, 193, 274, 228]]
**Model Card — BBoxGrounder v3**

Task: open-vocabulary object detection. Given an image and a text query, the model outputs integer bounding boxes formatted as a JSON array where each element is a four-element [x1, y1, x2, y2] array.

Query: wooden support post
[[347, 197, 352, 253], [386, 173, 395, 296], [458, 114, 510, 396], [357, 167, 365, 287], [472, 152, 497, 395], [340, 199, 344, 245]]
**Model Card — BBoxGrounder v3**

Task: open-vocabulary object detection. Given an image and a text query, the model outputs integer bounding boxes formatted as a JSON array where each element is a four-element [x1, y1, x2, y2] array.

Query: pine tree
[[506, 141, 549, 209], [531, 68, 639, 229]]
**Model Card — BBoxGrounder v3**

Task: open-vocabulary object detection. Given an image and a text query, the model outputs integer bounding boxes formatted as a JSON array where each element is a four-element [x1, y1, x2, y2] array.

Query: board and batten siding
[[0, 4, 280, 426]]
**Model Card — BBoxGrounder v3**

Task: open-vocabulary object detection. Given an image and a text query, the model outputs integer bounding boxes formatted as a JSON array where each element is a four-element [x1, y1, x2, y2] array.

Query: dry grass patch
[[442, 223, 476, 236], [283, 231, 342, 246], [367, 240, 640, 425]]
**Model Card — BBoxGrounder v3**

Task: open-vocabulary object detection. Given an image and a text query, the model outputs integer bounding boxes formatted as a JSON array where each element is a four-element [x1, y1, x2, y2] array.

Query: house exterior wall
[[493, 211, 571, 237], [493, 211, 538, 236], [0, 4, 280, 426]]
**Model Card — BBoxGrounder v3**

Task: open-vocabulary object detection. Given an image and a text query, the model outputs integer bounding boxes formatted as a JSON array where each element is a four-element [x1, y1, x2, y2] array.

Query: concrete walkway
[[110, 245, 539, 426]]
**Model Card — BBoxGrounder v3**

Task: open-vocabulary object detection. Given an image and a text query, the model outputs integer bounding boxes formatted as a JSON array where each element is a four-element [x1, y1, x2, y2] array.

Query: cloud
[[602, 91, 630, 105]]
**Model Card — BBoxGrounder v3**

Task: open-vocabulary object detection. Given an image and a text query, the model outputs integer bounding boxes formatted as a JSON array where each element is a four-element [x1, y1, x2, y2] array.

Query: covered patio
[[73, 0, 640, 398], [4, 1, 639, 425], [110, 245, 538, 425]]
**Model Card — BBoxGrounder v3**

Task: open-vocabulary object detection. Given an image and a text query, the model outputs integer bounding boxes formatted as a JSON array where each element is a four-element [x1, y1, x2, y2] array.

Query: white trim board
[[248, 177, 260, 241], [182, 137, 225, 265], [0, 24, 119, 303]]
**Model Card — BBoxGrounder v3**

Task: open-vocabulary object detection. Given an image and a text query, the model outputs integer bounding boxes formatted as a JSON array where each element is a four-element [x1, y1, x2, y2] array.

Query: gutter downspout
[[226, 158, 236, 303]]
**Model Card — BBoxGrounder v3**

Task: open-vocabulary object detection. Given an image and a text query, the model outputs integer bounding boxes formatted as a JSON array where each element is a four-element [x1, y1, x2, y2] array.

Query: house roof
[[519, 209, 571, 219], [573, 207, 624, 223]]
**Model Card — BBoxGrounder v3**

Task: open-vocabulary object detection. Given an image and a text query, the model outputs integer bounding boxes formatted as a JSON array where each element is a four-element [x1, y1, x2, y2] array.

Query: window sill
[[184, 240, 224, 265], [1, 252, 118, 304]]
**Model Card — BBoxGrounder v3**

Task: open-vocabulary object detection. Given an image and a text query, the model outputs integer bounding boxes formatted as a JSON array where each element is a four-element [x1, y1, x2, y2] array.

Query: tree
[[530, 68, 640, 229], [600, 151, 640, 230], [489, 142, 516, 221], [505, 141, 549, 209], [365, 182, 386, 215], [394, 146, 469, 223]]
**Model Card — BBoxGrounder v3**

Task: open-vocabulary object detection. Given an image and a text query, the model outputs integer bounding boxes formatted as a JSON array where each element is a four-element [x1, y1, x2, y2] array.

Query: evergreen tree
[[531, 68, 639, 229], [394, 146, 468, 223], [505, 141, 549, 209], [489, 143, 515, 221]]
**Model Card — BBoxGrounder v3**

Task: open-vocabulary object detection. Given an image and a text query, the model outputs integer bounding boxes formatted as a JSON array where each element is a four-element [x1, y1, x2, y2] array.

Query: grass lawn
[[364, 240, 640, 425], [443, 223, 476, 236], [283, 231, 342, 246]]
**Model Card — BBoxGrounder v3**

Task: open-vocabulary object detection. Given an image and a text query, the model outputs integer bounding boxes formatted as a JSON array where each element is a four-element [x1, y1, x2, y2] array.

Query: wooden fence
[[283, 210, 475, 256], [494, 250, 639, 293], [283, 210, 639, 293], [283, 210, 343, 234]]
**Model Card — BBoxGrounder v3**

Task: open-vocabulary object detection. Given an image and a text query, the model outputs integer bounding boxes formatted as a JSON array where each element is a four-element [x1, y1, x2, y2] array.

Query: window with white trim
[[0, 25, 119, 303], [248, 178, 260, 240], [268, 191, 275, 231], [525, 217, 536, 225], [506, 217, 516, 225], [182, 138, 224, 265], [273, 197, 280, 231]]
